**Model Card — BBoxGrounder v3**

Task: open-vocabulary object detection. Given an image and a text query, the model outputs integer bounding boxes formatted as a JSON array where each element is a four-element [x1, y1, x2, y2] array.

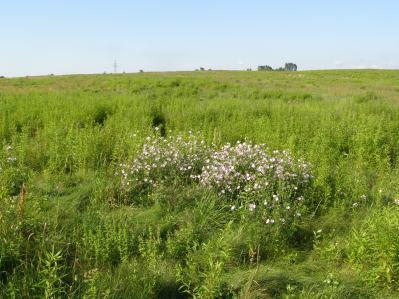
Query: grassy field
[[1, 70, 399, 298]]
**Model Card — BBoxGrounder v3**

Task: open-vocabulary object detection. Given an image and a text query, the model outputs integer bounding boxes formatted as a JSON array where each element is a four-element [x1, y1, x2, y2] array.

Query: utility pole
[[113, 59, 118, 73]]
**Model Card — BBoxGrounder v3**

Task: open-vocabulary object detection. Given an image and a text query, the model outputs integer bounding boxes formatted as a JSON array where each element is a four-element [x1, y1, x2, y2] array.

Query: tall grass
[[1, 70, 399, 297]]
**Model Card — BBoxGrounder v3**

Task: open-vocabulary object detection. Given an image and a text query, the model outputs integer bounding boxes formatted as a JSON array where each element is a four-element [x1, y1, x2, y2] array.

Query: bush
[[117, 133, 210, 201], [117, 134, 312, 225]]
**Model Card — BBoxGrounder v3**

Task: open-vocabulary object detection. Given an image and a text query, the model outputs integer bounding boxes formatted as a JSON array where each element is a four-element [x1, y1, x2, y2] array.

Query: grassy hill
[[1, 70, 399, 298]]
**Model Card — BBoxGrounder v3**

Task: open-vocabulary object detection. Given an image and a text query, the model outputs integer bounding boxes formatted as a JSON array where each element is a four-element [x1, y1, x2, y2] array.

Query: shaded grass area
[[1, 70, 399, 297]]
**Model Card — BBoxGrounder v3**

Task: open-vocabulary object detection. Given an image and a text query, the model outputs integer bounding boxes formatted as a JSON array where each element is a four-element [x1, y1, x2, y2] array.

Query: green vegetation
[[258, 63, 297, 72], [1, 70, 399, 298]]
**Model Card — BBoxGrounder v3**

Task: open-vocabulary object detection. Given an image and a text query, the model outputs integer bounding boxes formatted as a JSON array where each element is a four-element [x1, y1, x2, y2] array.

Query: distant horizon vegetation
[[1, 65, 399, 79]]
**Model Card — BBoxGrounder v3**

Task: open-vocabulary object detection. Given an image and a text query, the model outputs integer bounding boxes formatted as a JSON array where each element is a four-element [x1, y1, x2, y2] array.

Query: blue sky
[[1, 0, 398, 76]]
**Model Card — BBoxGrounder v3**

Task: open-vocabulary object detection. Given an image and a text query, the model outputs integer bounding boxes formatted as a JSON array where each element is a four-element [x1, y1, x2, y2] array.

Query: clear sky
[[1, 0, 398, 77]]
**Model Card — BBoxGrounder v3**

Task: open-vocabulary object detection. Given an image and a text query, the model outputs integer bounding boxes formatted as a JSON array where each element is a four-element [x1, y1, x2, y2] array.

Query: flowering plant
[[197, 141, 312, 224], [117, 132, 210, 198], [0, 145, 28, 197], [117, 133, 312, 224]]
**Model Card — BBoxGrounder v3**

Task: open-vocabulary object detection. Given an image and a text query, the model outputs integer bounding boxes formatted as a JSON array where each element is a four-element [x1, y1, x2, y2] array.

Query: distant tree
[[0, 76, 5, 79], [200, 67, 205, 71], [257, 65, 273, 71], [257, 63, 298, 72], [208, 68, 212, 71], [139, 69, 144, 73], [284, 63, 297, 71], [246, 68, 252, 71]]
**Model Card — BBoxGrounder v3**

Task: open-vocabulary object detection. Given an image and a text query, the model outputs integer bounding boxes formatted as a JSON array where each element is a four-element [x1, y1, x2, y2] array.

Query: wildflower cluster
[[117, 133, 210, 196], [0, 145, 27, 197], [197, 141, 312, 224], [117, 134, 312, 223], [0, 145, 17, 176], [1, 145, 16, 166], [198, 141, 311, 197]]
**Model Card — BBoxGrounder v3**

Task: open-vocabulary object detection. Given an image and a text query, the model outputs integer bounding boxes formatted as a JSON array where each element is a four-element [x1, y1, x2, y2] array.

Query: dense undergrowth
[[1, 70, 399, 298]]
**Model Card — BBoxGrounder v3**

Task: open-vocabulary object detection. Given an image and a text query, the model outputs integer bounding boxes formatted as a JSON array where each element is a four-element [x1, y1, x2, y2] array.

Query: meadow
[[1, 69, 399, 298]]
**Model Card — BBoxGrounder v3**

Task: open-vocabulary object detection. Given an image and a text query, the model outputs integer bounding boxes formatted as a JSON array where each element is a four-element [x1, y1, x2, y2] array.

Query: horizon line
[[2, 68, 399, 79]]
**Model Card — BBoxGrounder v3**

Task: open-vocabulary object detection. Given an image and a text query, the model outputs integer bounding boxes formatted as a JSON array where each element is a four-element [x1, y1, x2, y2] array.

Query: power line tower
[[113, 59, 118, 73]]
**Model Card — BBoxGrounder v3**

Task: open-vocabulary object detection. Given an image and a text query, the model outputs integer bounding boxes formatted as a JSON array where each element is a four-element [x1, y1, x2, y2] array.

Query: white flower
[[394, 199, 399, 206], [266, 218, 275, 224], [118, 133, 311, 220], [248, 203, 256, 211]]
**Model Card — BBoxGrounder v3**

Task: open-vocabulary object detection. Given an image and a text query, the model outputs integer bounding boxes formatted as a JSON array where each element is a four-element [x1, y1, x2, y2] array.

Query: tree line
[[258, 63, 297, 72]]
